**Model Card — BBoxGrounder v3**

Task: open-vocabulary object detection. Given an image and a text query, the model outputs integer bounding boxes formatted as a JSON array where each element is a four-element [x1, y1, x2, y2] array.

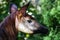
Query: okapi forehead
[[15, 10, 35, 20], [25, 15, 35, 20]]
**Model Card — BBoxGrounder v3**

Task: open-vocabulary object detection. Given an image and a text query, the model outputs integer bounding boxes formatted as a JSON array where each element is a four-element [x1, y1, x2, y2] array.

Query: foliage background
[[0, 0, 60, 40]]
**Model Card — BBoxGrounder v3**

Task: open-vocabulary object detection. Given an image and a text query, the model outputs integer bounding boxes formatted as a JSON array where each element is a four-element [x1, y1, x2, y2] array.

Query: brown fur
[[0, 14, 18, 40]]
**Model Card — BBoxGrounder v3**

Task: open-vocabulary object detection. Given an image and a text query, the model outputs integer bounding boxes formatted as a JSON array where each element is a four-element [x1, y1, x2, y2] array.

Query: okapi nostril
[[38, 26, 49, 35], [39, 27, 49, 34], [33, 25, 49, 35]]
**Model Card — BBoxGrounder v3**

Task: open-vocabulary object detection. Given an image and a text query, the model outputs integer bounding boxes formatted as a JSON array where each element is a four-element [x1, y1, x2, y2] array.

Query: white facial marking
[[15, 17, 33, 33], [25, 21, 37, 30], [18, 23, 33, 33]]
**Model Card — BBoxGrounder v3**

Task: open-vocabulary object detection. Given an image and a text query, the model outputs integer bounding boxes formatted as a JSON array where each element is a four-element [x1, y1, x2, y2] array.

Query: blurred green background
[[0, 0, 60, 40]]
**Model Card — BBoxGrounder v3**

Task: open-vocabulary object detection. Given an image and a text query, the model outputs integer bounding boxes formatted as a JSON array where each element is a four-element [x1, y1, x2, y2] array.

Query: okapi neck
[[0, 15, 18, 40]]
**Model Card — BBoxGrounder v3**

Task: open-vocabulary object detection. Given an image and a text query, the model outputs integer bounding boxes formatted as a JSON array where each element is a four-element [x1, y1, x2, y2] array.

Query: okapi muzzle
[[0, 2, 49, 40]]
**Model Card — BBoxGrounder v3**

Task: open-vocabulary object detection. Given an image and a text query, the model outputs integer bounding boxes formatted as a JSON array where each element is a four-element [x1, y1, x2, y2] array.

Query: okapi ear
[[19, 2, 30, 16], [10, 4, 18, 14]]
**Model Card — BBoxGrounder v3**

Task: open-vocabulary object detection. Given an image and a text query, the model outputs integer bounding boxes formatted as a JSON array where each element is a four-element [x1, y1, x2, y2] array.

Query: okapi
[[0, 2, 49, 40]]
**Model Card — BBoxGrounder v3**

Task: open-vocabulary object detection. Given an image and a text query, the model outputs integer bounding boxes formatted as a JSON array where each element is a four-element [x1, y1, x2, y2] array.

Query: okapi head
[[9, 2, 49, 34]]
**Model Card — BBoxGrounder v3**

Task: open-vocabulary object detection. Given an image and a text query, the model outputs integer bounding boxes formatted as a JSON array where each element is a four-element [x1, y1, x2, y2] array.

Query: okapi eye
[[27, 20, 32, 23]]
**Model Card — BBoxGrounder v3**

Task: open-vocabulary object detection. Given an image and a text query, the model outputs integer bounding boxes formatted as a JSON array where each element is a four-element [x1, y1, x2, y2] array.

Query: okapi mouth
[[33, 25, 49, 35]]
